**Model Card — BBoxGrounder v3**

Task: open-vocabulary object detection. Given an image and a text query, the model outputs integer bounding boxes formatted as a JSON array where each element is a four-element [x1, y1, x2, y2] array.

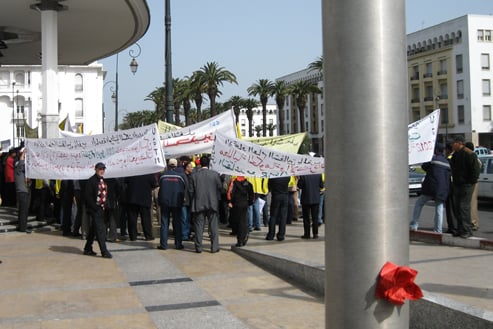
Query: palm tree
[[267, 123, 277, 136], [272, 80, 289, 135], [308, 55, 323, 73], [254, 125, 262, 137], [247, 79, 274, 137], [145, 87, 166, 121], [120, 110, 158, 130], [194, 61, 238, 118], [172, 77, 185, 126], [190, 71, 207, 122], [289, 80, 321, 133], [243, 98, 259, 137], [181, 76, 193, 126], [228, 95, 246, 123]]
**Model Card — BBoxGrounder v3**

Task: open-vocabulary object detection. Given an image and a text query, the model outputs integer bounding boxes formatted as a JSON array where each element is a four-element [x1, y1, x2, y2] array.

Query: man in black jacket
[[83, 162, 112, 258], [450, 136, 480, 238]]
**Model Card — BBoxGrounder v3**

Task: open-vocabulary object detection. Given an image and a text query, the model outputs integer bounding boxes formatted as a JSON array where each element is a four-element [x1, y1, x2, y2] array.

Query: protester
[[444, 142, 457, 234], [188, 155, 222, 253], [266, 176, 290, 241], [465, 141, 481, 231], [125, 173, 157, 241], [450, 136, 480, 238], [298, 173, 324, 239], [157, 158, 187, 250], [3, 149, 17, 207], [409, 143, 451, 233], [83, 162, 112, 258], [181, 160, 194, 241], [14, 148, 31, 233], [227, 175, 254, 247]]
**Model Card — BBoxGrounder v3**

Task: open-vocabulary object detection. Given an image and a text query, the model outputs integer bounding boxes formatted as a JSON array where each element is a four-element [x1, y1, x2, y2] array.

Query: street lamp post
[[165, 0, 174, 124], [112, 43, 141, 132]]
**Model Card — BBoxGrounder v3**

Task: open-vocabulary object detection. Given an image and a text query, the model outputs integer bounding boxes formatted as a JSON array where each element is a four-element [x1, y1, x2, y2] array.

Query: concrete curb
[[410, 230, 493, 250]]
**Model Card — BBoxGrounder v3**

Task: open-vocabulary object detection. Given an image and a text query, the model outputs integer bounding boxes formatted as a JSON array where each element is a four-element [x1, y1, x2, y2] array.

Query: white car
[[478, 155, 493, 199]]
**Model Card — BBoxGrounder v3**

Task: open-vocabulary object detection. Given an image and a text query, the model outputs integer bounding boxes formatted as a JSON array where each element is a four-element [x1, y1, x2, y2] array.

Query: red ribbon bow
[[375, 261, 424, 305]]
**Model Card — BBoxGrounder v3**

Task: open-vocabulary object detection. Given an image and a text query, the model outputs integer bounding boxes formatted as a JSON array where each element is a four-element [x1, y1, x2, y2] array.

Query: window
[[240, 119, 245, 126], [411, 87, 420, 102], [483, 79, 491, 96], [269, 119, 273, 124], [75, 98, 83, 117], [481, 53, 490, 70], [457, 80, 464, 99], [458, 105, 465, 124], [75, 74, 83, 92], [0, 71, 9, 87], [456, 54, 463, 73], [14, 72, 25, 86], [412, 110, 420, 122], [438, 59, 447, 74], [483, 105, 491, 121], [440, 108, 449, 124], [440, 83, 448, 99], [478, 30, 484, 41], [424, 62, 432, 78], [486, 30, 492, 42], [411, 65, 419, 80], [424, 85, 433, 101]]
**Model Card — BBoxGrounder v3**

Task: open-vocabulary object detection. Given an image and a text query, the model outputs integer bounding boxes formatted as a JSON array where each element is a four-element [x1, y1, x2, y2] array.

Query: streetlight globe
[[130, 58, 138, 75]]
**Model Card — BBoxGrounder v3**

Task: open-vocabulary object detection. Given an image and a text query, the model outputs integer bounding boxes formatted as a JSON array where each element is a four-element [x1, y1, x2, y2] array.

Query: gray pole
[[115, 53, 119, 131], [164, 0, 174, 123], [323, 0, 409, 328]]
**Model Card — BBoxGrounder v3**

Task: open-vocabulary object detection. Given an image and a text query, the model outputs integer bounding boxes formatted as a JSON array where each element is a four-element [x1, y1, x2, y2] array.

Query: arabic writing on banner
[[160, 110, 237, 157], [245, 132, 306, 154], [25, 124, 165, 180], [211, 132, 324, 178], [408, 109, 440, 165]]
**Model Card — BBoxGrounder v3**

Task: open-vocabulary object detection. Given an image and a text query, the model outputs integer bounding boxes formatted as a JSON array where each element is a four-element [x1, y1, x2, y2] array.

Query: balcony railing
[[423, 73, 433, 78]]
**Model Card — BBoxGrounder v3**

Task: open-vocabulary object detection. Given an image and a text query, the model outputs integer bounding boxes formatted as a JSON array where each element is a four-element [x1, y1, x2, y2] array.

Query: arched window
[[75, 98, 83, 117], [75, 74, 83, 92], [14, 71, 25, 86]]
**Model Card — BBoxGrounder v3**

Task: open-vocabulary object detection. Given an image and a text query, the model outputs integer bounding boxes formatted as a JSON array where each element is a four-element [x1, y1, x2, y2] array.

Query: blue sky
[[100, 0, 493, 130]]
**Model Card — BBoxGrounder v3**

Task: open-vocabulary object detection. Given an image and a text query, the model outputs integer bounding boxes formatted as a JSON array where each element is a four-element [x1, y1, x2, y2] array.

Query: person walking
[[83, 162, 112, 258], [227, 176, 254, 247], [188, 155, 222, 253], [298, 173, 324, 239], [450, 136, 480, 238], [409, 143, 451, 233], [157, 158, 187, 250], [265, 176, 290, 241]]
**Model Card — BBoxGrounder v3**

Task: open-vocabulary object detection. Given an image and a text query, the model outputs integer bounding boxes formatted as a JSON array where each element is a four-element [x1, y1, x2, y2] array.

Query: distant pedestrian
[[409, 143, 451, 233], [188, 155, 222, 253], [444, 142, 457, 234], [450, 136, 480, 238], [83, 162, 112, 258], [465, 141, 481, 231]]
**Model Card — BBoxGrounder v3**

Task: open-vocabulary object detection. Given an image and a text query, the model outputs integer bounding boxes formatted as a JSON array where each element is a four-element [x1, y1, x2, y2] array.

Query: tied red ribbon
[[375, 261, 423, 305]]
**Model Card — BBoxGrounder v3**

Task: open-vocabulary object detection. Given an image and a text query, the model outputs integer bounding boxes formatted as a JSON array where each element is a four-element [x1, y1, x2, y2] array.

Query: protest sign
[[26, 124, 165, 180], [211, 132, 324, 178], [161, 110, 237, 157], [408, 109, 440, 165], [245, 132, 306, 154]]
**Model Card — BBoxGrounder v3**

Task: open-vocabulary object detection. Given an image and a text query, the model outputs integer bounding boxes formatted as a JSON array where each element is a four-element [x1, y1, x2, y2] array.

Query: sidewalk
[[0, 205, 492, 328]]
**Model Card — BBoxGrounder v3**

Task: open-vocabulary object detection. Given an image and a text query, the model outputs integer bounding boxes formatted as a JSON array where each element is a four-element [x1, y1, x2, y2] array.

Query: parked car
[[474, 147, 490, 156], [409, 168, 425, 195], [478, 155, 493, 199]]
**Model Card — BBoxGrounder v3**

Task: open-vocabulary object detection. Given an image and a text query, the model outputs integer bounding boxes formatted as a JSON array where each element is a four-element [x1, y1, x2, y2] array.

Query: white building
[[276, 14, 493, 153], [0, 63, 105, 150], [407, 14, 493, 148], [237, 104, 278, 138]]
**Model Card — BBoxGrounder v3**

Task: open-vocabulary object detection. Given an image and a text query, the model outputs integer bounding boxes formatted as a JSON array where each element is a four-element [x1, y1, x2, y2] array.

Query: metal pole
[[16, 90, 19, 146], [115, 53, 119, 131], [164, 0, 174, 123], [323, 0, 409, 328]]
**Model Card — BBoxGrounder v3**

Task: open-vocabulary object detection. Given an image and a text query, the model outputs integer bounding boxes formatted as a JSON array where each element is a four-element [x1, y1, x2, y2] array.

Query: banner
[[25, 124, 165, 180], [157, 120, 181, 134], [211, 132, 324, 178], [408, 109, 440, 165], [245, 132, 306, 154], [161, 109, 237, 157]]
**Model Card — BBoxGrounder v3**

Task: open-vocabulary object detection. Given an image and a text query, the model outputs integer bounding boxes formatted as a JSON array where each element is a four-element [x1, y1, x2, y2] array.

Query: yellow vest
[[247, 177, 269, 194]]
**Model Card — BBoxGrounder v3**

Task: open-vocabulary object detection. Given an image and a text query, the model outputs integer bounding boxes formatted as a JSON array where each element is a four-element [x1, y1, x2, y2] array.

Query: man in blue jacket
[[157, 158, 187, 250], [410, 143, 451, 233]]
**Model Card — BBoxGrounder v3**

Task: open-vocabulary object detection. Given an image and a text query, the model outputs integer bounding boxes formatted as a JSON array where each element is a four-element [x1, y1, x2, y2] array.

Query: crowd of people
[[410, 135, 481, 238], [0, 148, 326, 258]]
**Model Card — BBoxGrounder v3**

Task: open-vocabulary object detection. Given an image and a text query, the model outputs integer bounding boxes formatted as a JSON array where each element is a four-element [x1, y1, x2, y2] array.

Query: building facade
[[237, 104, 278, 138], [0, 63, 105, 150], [276, 68, 324, 155], [407, 14, 493, 148], [276, 14, 493, 154]]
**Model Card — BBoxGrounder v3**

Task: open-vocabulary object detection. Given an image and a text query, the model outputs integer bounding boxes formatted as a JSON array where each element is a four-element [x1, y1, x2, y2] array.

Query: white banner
[[210, 132, 324, 178], [408, 109, 440, 165], [161, 110, 237, 157], [25, 124, 166, 180]]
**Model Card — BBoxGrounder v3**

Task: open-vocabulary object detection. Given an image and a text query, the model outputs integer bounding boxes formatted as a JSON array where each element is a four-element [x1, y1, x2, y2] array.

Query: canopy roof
[[0, 0, 150, 65]]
